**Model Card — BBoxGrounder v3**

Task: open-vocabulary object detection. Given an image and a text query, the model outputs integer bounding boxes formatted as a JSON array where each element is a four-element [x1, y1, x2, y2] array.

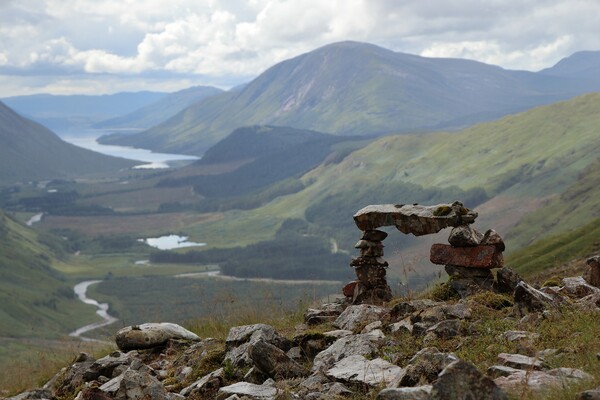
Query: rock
[[513, 281, 560, 316], [448, 225, 483, 247], [7, 389, 53, 400], [115, 323, 200, 351], [390, 318, 413, 335], [326, 355, 404, 388], [586, 255, 600, 287], [425, 320, 462, 339], [497, 353, 546, 370], [362, 229, 388, 241], [343, 281, 358, 298], [578, 387, 600, 400], [305, 303, 345, 325], [561, 276, 600, 298], [180, 368, 225, 397], [225, 324, 290, 351], [362, 320, 383, 333], [575, 291, 600, 311], [323, 329, 353, 339], [400, 347, 458, 386], [495, 368, 593, 396], [502, 330, 540, 342], [445, 265, 494, 297], [487, 365, 522, 378], [312, 334, 378, 372], [430, 360, 508, 400], [480, 229, 506, 251], [323, 382, 354, 397], [376, 386, 432, 400], [98, 368, 170, 400], [248, 340, 307, 379], [431, 244, 503, 268], [334, 304, 387, 332], [353, 202, 477, 235], [493, 267, 522, 294], [84, 351, 137, 380], [390, 300, 441, 322], [42, 353, 96, 397], [217, 382, 279, 400]]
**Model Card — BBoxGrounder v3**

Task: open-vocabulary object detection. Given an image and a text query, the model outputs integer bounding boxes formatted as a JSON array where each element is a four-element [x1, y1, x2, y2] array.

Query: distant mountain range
[[92, 86, 224, 131], [99, 41, 600, 155], [0, 101, 137, 184], [2, 91, 167, 132]]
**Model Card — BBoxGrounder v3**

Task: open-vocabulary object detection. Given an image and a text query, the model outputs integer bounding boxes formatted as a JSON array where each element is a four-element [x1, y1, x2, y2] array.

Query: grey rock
[[7, 389, 53, 400], [502, 330, 540, 342], [326, 355, 404, 388], [353, 202, 477, 235], [323, 382, 354, 396], [180, 368, 224, 397], [225, 324, 290, 351], [323, 329, 353, 339], [42, 353, 97, 397], [493, 266, 522, 294], [425, 319, 462, 339], [98, 368, 169, 400], [448, 225, 483, 247], [561, 276, 600, 298], [487, 365, 522, 378], [400, 347, 458, 386], [299, 373, 330, 392], [495, 367, 593, 396], [481, 229, 506, 251], [578, 387, 600, 400], [304, 303, 346, 325], [377, 386, 432, 400], [248, 340, 307, 379], [85, 351, 137, 380], [390, 318, 413, 335], [497, 353, 546, 370], [312, 334, 378, 372], [362, 320, 383, 333], [390, 299, 441, 322], [115, 322, 200, 351], [513, 281, 560, 316], [334, 304, 387, 332], [575, 291, 600, 311], [286, 346, 303, 360], [430, 360, 508, 400], [217, 382, 279, 400]]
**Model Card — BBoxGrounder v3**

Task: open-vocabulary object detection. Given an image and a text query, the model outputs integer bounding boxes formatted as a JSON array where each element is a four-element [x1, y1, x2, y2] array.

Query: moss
[[428, 281, 460, 301], [468, 292, 513, 310], [542, 276, 562, 287], [433, 205, 452, 216]]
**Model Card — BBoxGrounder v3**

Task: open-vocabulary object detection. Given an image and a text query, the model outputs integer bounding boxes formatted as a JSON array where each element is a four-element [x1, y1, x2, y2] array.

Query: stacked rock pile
[[430, 225, 507, 298]]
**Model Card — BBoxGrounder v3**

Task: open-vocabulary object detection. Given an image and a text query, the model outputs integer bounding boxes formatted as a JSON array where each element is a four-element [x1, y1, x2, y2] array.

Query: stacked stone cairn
[[430, 225, 506, 298], [345, 201, 479, 304]]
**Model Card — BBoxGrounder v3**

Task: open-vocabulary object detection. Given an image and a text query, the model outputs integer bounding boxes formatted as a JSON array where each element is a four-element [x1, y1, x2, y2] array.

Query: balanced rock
[[115, 323, 200, 351], [354, 202, 477, 235], [448, 225, 483, 247], [481, 229, 506, 251], [431, 244, 503, 268]]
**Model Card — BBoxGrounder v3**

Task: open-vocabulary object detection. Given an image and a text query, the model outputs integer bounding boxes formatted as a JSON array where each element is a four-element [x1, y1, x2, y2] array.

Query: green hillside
[[93, 85, 223, 130], [0, 210, 95, 338], [101, 41, 589, 155], [0, 101, 138, 184]]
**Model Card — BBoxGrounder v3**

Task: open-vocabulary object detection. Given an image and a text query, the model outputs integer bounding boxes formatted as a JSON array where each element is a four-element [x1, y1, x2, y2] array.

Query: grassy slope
[[0, 211, 97, 338], [184, 93, 600, 251]]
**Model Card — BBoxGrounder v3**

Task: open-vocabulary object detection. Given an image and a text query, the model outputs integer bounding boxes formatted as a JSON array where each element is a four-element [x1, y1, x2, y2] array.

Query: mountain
[[0, 210, 92, 337], [100, 41, 599, 155], [0, 101, 138, 184], [92, 86, 224, 131], [540, 50, 600, 84], [2, 91, 167, 132]]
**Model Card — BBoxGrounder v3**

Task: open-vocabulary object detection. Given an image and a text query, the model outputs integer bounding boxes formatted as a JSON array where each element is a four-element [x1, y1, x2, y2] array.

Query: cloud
[[1, 0, 599, 95]]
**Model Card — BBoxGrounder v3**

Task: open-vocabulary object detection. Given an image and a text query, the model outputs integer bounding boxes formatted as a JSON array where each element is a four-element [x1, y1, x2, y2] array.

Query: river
[[69, 280, 118, 342]]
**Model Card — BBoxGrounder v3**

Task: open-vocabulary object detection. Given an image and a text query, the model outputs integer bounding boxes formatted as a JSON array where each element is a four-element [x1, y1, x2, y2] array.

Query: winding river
[[69, 280, 118, 342]]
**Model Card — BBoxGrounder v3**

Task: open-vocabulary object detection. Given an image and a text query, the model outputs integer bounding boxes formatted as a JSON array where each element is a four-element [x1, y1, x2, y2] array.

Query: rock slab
[[115, 323, 200, 351], [430, 244, 502, 268]]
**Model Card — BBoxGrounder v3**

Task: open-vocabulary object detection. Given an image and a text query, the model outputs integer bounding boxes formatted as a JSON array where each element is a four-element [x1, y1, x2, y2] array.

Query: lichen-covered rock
[[353, 202, 477, 235], [448, 225, 483, 247], [430, 360, 508, 400], [326, 355, 404, 388], [115, 323, 200, 351], [376, 386, 432, 400], [312, 334, 379, 372], [333, 304, 387, 332], [248, 340, 307, 379]]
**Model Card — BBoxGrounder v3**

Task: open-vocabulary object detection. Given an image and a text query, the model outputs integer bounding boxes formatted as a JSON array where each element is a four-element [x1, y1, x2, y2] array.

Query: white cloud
[[1, 0, 599, 95]]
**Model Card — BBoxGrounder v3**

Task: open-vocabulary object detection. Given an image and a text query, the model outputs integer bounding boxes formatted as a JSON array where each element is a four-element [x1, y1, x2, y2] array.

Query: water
[[69, 280, 118, 341], [139, 234, 207, 250], [60, 131, 199, 169], [26, 213, 43, 226]]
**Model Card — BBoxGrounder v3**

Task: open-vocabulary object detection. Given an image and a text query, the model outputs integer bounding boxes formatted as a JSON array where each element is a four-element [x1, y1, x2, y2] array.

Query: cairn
[[430, 225, 506, 298]]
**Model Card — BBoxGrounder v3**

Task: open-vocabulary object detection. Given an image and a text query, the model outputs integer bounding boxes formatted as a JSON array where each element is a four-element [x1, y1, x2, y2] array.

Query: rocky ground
[[5, 259, 600, 400]]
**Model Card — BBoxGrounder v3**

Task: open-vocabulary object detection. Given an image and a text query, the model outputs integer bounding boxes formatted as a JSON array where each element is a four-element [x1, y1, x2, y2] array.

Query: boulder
[[400, 347, 458, 386], [115, 323, 200, 351], [326, 355, 404, 388], [248, 340, 307, 379], [312, 334, 378, 372], [217, 382, 279, 400], [493, 267, 522, 294], [586, 256, 600, 287], [430, 360, 508, 400], [334, 304, 387, 332], [362, 229, 389, 241], [353, 202, 477, 235], [497, 353, 546, 370], [448, 225, 483, 247], [513, 281, 560, 316], [495, 368, 593, 396], [376, 386, 432, 400], [431, 244, 503, 268]]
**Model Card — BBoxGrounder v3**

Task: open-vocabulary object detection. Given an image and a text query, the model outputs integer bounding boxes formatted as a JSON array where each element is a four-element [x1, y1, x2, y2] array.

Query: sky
[[1, 0, 599, 97]]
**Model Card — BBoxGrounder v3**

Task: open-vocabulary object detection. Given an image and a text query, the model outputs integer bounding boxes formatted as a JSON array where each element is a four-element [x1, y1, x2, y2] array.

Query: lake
[[139, 234, 207, 250], [60, 131, 199, 169]]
